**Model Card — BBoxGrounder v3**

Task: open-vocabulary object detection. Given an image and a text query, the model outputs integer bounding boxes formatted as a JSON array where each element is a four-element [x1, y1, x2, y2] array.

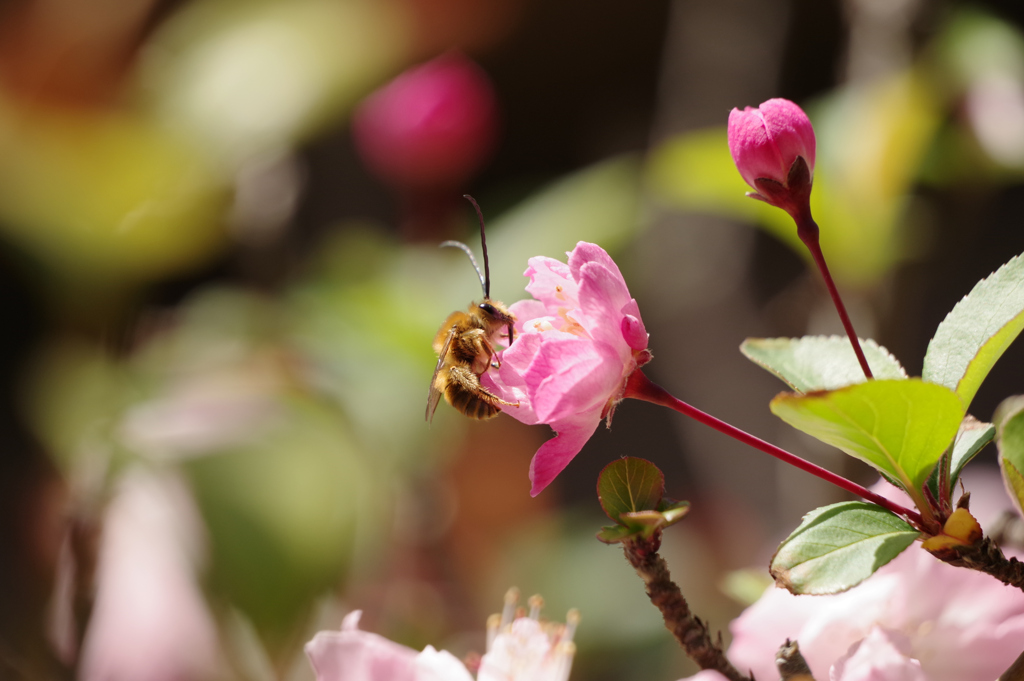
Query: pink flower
[[305, 590, 577, 681], [482, 242, 651, 496], [305, 610, 466, 681], [352, 53, 498, 190], [78, 470, 223, 681], [713, 474, 1024, 681], [727, 98, 815, 218], [830, 628, 927, 681]]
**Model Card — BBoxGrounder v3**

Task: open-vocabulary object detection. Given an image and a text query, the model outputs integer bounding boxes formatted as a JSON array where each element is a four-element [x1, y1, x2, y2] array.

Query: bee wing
[[426, 325, 458, 423]]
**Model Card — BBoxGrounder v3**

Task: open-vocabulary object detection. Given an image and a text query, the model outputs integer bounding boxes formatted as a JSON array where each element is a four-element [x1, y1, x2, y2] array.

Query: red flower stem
[[624, 370, 922, 526], [793, 211, 873, 381]]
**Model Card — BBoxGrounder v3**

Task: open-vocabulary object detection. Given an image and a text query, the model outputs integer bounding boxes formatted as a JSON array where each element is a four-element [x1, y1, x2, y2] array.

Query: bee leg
[[479, 336, 501, 371], [448, 366, 520, 408]]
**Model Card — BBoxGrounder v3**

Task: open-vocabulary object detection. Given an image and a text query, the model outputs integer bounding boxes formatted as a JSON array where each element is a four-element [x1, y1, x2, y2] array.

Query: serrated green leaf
[[995, 397, 1024, 517], [597, 457, 664, 523], [951, 416, 995, 486], [770, 501, 919, 594], [741, 336, 907, 393], [1002, 461, 1024, 520], [923, 252, 1024, 408], [950, 417, 996, 479], [995, 395, 1024, 432], [926, 416, 995, 500], [770, 379, 965, 501]]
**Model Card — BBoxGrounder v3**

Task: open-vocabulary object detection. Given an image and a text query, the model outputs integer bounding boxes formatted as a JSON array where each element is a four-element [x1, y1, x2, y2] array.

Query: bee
[[426, 196, 520, 423]]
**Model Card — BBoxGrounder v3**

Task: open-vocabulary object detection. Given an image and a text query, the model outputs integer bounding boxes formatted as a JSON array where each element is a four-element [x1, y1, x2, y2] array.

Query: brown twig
[[776, 639, 816, 680], [621, 532, 749, 681], [937, 536, 1024, 592], [1000, 647, 1024, 681]]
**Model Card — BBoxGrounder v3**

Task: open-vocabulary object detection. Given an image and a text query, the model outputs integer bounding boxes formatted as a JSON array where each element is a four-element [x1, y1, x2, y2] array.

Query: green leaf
[[595, 502, 691, 544], [995, 396, 1024, 517], [141, 0, 407, 162], [770, 379, 965, 498], [922, 252, 1024, 409], [656, 500, 691, 524], [925, 415, 995, 499], [596, 525, 635, 544], [741, 336, 907, 393], [950, 416, 996, 486], [770, 501, 919, 594], [597, 457, 664, 523]]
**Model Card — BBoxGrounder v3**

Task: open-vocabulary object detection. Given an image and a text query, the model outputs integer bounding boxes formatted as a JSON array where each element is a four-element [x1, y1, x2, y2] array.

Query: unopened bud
[[727, 98, 816, 220]]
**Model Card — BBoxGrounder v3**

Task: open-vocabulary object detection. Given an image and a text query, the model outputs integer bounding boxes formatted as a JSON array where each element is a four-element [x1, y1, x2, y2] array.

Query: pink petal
[[482, 327, 579, 425], [523, 256, 578, 314], [481, 332, 545, 425], [728, 585, 835, 681], [831, 628, 925, 681], [415, 646, 475, 681], [759, 98, 815, 175], [727, 99, 815, 191], [620, 314, 648, 351], [79, 471, 222, 681], [306, 612, 420, 681], [567, 241, 624, 284], [526, 337, 623, 423], [508, 299, 548, 331], [728, 106, 780, 188], [529, 410, 604, 496], [575, 262, 635, 359], [676, 673, 732, 681]]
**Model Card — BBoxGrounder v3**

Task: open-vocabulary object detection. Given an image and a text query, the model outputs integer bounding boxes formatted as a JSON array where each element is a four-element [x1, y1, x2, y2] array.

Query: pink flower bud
[[727, 98, 815, 218], [352, 53, 499, 191]]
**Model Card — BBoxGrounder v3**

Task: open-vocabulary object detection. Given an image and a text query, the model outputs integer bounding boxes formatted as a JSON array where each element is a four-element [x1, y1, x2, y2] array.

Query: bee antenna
[[463, 195, 491, 299], [439, 240, 487, 297]]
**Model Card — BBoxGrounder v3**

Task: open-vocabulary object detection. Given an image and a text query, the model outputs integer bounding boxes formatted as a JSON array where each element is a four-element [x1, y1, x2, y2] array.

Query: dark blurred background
[[3, 0, 1024, 679]]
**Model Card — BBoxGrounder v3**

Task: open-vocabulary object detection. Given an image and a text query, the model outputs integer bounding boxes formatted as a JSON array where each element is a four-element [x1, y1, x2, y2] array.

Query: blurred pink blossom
[[681, 474, 1024, 681], [483, 241, 651, 495], [78, 469, 223, 681], [352, 52, 498, 190], [305, 591, 577, 681], [830, 628, 927, 681], [304, 610, 452, 681]]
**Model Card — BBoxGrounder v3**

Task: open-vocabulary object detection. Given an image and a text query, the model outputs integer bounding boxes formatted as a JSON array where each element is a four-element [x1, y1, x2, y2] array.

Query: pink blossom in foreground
[[78, 469, 223, 681], [305, 590, 578, 681], [680, 474, 1024, 681], [727, 98, 815, 217], [482, 241, 651, 496]]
